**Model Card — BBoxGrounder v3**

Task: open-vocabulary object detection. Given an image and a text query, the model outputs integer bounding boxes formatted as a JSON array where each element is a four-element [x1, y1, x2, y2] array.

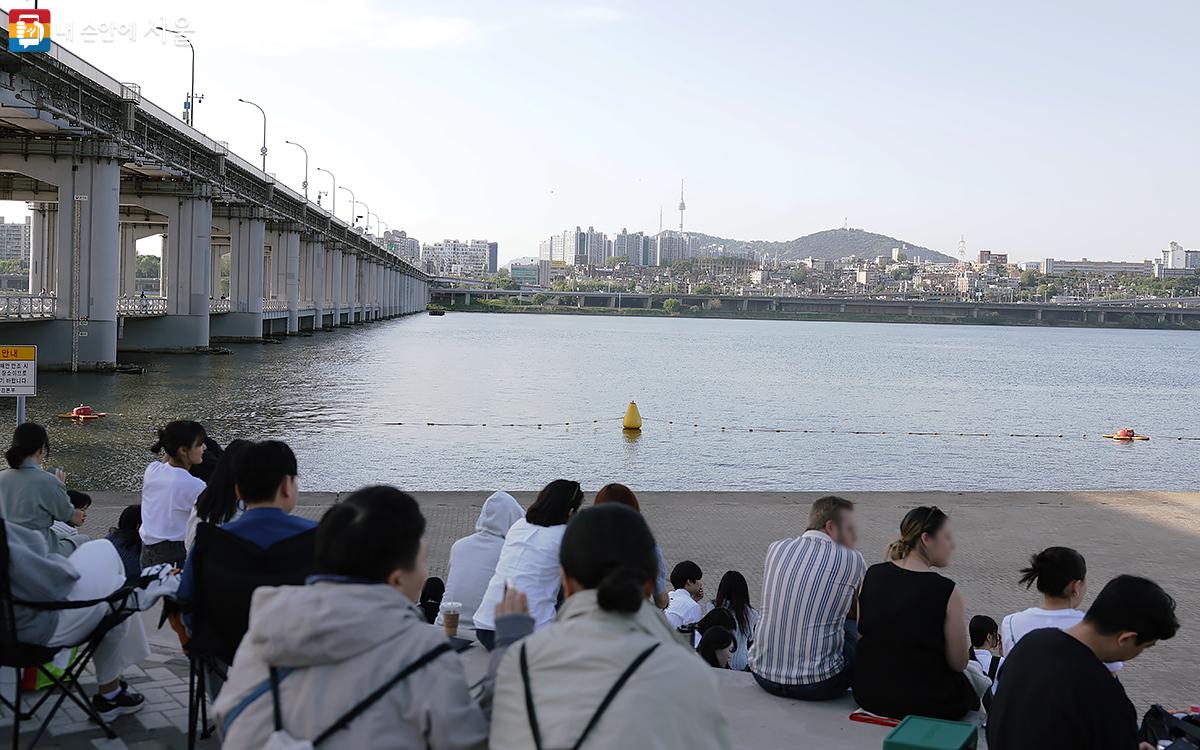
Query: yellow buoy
[[622, 401, 643, 431]]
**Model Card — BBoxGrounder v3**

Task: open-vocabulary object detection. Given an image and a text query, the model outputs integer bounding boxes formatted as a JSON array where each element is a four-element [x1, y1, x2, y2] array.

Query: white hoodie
[[437, 491, 524, 630]]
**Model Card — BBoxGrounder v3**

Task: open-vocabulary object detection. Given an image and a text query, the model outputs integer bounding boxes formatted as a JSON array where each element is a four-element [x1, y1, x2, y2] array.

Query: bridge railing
[[209, 299, 231, 313], [262, 298, 288, 312], [0, 295, 56, 319], [117, 297, 167, 316]]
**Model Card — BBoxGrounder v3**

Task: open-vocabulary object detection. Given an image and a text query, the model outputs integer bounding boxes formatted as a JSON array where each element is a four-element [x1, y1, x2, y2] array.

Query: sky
[[4, 0, 1198, 264]]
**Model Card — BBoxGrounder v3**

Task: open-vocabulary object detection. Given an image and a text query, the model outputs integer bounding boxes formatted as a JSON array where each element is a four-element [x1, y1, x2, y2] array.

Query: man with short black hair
[[750, 495, 866, 700], [664, 560, 704, 628], [214, 485, 491, 749], [988, 575, 1179, 750], [176, 440, 316, 612]]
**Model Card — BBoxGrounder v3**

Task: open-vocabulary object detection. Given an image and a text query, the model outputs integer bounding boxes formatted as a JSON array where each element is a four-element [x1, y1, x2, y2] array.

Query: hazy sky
[[8, 1, 1198, 263]]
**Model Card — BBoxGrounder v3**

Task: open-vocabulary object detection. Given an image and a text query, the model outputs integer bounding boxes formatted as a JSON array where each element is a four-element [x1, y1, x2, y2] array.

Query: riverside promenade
[[13, 490, 1197, 748]]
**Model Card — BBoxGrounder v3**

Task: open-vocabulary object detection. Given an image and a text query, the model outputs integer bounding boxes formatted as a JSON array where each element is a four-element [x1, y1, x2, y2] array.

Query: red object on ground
[[1116, 428, 1135, 438], [848, 709, 901, 728], [71, 405, 93, 416]]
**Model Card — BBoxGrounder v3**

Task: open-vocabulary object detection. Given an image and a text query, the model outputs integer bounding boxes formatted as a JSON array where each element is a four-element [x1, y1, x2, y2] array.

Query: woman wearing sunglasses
[[852, 506, 982, 720], [473, 479, 584, 649]]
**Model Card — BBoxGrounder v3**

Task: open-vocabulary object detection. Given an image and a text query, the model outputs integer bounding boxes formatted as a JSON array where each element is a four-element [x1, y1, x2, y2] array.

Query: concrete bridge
[[0, 13, 430, 370], [432, 288, 1200, 327]]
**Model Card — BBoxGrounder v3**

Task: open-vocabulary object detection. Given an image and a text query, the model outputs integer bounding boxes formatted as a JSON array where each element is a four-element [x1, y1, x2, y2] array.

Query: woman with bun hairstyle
[[138, 420, 207, 567], [489, 503, 732, 750], [0, 422, 85, 556], [852, 506, 983, 720], [1000, 546, 1122, 673]]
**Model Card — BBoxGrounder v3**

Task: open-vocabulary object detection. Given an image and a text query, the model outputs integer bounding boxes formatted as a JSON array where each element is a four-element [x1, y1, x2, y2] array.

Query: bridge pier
[[119, 191, 213, 351], [27, 204, 56, 296], [210, 212, 265, 340], [329, 246, 344, 326], [0, 150, 121, 369], [307, 239, 326, 329]]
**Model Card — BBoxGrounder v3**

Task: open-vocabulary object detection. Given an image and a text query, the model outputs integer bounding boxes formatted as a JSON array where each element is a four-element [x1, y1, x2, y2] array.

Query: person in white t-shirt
[[138, 421, 208, 568], [1001, 546, 1123, 673], [663, 560, 704, 629], [473, 479, 584, 649]]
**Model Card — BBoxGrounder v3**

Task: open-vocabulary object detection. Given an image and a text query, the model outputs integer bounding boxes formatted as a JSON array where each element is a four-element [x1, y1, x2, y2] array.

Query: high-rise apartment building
[[584, 226, 607, 266], [613, 228, 645, 266], [384, 230, 421, 263], [422, 239, 491, 275], [655, 230, 690, 266], [0, 215, 31, 261]]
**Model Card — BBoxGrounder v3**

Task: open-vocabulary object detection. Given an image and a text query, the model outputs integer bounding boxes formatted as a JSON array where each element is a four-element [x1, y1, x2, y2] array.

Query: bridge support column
[[27, 204, 57, 296], [119, 224, 137, 297], [119, 193, 213, 350], [308, 240, 325, 329], [342, 253, 356, 323], [330, 245, 344, 327], [284, 231, 300, 334], [1036, 308, 1043, 321], [210, 213, 265, 340], [0, 152, 121, 369], [354, 256, 365, 323]]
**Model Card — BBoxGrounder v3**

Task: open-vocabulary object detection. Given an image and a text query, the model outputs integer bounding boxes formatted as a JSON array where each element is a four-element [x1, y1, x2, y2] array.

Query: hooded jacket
[[0, 459, 79, 557], [489, 590, 733, 750], [2, 521, 79, 643], [213, 582, 489, 750], [437, 491, 524, 630]]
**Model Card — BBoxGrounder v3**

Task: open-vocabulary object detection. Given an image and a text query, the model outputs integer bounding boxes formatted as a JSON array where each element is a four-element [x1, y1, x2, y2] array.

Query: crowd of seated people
[[0, 420, 1184, 750]]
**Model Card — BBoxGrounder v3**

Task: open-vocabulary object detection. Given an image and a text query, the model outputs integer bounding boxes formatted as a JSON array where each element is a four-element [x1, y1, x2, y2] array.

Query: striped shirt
[[749, 530, 866, 685]]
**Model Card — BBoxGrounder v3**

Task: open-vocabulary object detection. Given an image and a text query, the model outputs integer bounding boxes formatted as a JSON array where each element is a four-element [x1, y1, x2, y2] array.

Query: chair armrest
[[13, 585, 136, 611]]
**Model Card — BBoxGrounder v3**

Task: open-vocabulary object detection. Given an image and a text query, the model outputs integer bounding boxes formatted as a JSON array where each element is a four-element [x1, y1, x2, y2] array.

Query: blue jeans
[[753, 620, 858, 701], [475, 628, 495, 651]]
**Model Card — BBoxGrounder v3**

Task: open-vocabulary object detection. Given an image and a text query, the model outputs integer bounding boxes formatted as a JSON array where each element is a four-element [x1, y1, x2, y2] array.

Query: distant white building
[[385, 230, 421, 263], [613, 228, 644, 266], [422, 239, 491, 275]]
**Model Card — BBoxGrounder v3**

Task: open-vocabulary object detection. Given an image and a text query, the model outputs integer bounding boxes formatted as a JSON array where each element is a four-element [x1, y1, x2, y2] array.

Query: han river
[[25, 314, 1200, 492]]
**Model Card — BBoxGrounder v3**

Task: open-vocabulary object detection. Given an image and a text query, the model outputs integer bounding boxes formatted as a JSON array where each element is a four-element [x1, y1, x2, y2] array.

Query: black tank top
[[851, 562, 978, 720]]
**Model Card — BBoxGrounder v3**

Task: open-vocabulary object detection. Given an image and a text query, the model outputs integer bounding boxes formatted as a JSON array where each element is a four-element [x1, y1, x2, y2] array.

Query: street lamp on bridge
[[155, 26, 200, 127], [283, 140, 309, 200], [236, 98, 268, 172], [339, 186, 357, 227], [316, 167, 336, 215], [358, 202, 370, 233]]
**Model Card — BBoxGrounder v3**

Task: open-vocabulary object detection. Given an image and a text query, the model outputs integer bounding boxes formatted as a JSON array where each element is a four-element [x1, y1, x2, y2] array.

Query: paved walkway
[[13, 489, 1195, 748]]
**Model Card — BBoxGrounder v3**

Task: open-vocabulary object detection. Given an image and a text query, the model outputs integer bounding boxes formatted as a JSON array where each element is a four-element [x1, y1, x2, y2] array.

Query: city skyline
[[1, 0, 1196, 266]]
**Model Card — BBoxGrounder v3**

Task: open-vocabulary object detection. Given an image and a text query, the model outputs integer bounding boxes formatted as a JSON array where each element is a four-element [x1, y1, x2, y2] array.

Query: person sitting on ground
[[105, 504, 143, 583], [436, 490, 524, 633], [139, 421, 208, 568], [418, 577, 445, 625], [692, 606, 736, 649], [474, 479, 584, 649], [697, 625, 736, 669], [988, 575, 1178, 750], [663, 560, 704, 630], [490, 503, 732, 749], [713, 570, 758, 672], [969, 614, 1001, 678], [750, 495, 866, 701], [593, 483, 670, 607], [5, 520, 155, 721], [50, 490, 94, 551], [853, 506, 984, 720], [176, 440, 316, 629], [999, 546, 1123, 674], [214, 486, 492, 750], [185, 439, 252, 553], [0, 423, 87, 557]]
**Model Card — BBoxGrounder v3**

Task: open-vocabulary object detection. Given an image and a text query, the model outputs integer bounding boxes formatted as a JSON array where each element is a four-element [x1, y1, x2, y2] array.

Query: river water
[[23, 313, 1199, 492]]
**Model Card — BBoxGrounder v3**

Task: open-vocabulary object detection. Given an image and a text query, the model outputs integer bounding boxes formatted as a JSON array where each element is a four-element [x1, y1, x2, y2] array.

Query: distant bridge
[[430, 289, 1200, 327]]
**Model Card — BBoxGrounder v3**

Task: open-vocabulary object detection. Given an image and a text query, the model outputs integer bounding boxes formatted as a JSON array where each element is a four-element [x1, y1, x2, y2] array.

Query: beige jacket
[[490, 590, 732, 750], [213, 581, 488, 750]]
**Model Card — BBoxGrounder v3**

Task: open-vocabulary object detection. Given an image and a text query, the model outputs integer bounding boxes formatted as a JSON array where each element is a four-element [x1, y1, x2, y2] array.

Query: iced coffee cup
[[440, 601, 462, 638]]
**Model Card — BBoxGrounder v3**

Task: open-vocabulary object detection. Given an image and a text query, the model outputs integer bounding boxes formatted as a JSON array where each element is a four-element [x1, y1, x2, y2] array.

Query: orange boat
[[1103, 428, 1149, 441], [57, 404, 108, 421]]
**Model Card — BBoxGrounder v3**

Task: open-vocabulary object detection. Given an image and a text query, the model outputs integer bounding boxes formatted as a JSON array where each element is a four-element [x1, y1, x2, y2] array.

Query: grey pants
[[140, 540, 186, 569]]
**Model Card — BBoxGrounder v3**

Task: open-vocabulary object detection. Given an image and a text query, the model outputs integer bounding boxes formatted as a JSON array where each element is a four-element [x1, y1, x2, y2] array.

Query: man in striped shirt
[[749, 496, 866, 701]]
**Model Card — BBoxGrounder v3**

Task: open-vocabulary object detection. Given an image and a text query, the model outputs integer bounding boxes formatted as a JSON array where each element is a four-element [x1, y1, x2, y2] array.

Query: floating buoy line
[[382, 416, 1200, 441]]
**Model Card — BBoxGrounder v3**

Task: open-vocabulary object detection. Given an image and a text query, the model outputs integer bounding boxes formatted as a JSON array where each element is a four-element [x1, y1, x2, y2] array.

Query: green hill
[[684, 227, 956, 263]]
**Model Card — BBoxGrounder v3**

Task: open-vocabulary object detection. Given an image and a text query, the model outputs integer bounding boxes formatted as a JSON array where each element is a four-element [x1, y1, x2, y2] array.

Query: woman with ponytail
[[0, 422, 84, 555], [999, 547, 1122, 673], [852, 506, 983, 720], [489, 503, 732, 750], [138, 420, 207, 567]]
